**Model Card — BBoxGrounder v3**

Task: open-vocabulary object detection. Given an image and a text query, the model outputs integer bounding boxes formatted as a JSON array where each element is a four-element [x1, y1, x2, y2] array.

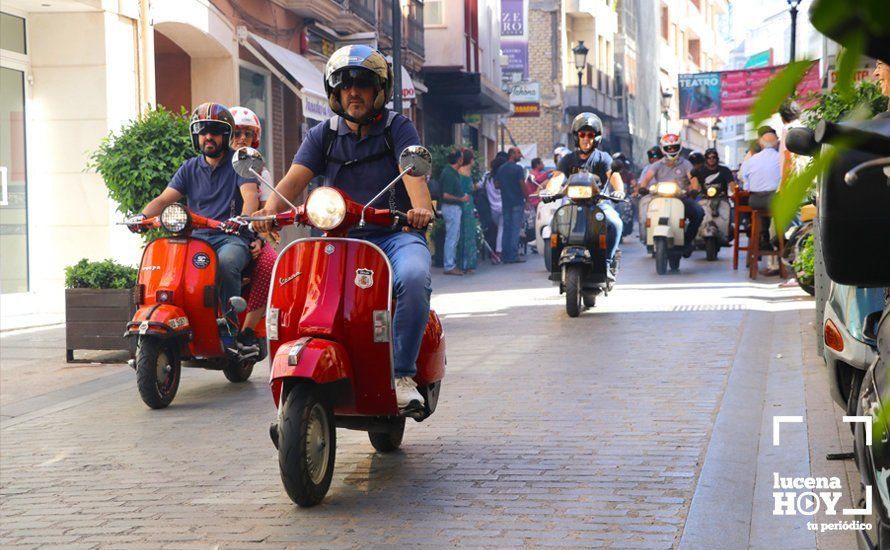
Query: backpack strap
[[322, 111, 400, 171]]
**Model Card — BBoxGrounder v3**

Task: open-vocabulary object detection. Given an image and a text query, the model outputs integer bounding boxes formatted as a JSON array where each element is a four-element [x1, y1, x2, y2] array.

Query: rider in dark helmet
[[690, 147, 736, 196], [551, 112, 624, 275], [253, 45, 434, 413]]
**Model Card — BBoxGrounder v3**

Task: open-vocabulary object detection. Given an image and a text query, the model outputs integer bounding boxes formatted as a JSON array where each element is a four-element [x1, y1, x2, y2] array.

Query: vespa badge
[[355, 268, 374, 289], [324, 244, 335, 255]]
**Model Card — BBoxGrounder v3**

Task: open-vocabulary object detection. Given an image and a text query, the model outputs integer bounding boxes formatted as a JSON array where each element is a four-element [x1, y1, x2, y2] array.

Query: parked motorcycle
[[694, 181, 732, 261], [541, 171, 623, 317], [645, 181, 687, 275], [232, 146, 445, 508], [124, 208, 266, 409], [781, 202, 817, 295]]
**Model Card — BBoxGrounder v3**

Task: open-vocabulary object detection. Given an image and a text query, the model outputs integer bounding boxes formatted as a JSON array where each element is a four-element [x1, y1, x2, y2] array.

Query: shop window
[[426, 0, 444, 26], [1, 12, 26, 54], [239, 64, 272, 178]]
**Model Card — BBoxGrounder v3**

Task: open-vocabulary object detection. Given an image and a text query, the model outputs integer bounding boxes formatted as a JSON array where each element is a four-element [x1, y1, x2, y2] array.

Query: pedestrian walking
[[438, 148, 467, 275], [457, 148, 478, 273], [497, 146, 529, 263], [484, 152, 508, 263]]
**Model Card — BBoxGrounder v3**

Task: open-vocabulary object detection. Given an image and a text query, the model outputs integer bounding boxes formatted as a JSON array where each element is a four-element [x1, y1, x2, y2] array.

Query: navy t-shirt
[[293, 110, 421, 237], [167, 149, 257, 226], [496, 161, 526, 209], [557, 150, 613, 189]]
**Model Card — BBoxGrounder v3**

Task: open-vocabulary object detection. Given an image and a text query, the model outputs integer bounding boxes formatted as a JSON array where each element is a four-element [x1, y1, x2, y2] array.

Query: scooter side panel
[[646, 197, 685, 246], [415, 311, 446, 386], [341, 241, 398, 416]]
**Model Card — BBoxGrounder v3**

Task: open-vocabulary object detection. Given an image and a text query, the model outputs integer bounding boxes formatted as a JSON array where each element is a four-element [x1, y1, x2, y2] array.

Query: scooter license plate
[[139, 321, 149, 335]]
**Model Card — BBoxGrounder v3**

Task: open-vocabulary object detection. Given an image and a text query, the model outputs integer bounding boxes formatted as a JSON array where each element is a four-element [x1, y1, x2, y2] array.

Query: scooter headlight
[[305, 187, 347, 231], [706, 186, 717, 197], [567, 185, 593, 200], [160, 204, 190, 233], [655, 182, 680, 196]]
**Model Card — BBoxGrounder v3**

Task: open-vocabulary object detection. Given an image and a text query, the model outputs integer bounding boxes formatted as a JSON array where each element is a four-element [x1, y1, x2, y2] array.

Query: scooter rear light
[[824, 319, 844, 352], [156, 290, 174, 303], [267, 308, 279, 341]]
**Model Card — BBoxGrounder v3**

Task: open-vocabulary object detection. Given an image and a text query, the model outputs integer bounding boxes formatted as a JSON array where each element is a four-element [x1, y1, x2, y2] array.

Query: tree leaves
[[771, 149, 837, 230]]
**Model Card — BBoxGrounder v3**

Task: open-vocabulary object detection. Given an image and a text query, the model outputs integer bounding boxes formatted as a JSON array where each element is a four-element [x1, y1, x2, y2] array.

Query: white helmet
[[553, 146, 571, 163], [229, 106, 262, 149]]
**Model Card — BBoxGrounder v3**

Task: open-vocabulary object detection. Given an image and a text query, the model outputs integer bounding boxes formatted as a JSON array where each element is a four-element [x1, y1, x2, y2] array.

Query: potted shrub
[[64, 259, 138, 362]]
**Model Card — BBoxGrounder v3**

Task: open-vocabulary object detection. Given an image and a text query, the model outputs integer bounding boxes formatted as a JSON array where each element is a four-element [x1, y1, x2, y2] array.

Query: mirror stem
[[250, 168, 299, 212], [359, 164, 414, 228]]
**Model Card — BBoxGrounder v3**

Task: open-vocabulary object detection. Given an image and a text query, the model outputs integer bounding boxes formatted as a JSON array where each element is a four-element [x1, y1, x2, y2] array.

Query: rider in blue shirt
[[254, 46, 435, 413]]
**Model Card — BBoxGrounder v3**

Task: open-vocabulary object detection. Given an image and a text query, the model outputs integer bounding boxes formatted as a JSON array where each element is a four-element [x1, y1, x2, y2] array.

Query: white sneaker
[[395, 377, 425, 411]]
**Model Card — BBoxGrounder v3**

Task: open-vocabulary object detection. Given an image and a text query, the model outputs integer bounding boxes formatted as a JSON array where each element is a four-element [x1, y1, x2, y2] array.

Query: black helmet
[[189, 102, 235, 154], [647, 146, 664, 160], [704, 147, 719, 161], [324, 45, 393, 124], [570, 112, 604, 151], [688, 151, 705, 165]]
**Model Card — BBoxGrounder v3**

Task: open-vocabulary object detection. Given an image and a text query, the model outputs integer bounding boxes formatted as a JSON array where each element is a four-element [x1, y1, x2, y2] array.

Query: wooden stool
[[732, 190, 752, 270], [747, 209, 787, 279]]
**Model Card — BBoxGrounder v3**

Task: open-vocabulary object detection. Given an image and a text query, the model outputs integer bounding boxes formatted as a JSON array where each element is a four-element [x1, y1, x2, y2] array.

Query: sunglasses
[[706, 154, 718, 159], [331, 69, 379, 91], [233, 129, 257, 140], [577, 131, 599, 139], [193, 121, 230, 136]]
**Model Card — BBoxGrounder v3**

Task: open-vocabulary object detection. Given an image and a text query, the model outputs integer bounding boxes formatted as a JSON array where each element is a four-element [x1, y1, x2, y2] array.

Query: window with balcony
[[689, 38, 701, 67], [425, 0, 444, 26], [661, 5, 669, 41], [350, 0, 376, 26], [407, 0, 425, 55]]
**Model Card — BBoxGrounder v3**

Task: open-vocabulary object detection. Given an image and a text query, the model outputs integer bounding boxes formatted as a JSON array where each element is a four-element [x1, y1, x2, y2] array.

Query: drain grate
[[672, 304, 743, 312]]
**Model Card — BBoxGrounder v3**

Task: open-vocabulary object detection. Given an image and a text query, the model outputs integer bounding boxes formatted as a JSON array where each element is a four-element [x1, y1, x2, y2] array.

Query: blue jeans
[[680, 196, 705, 244], [365, 231, 432, 378], [440, 204, 462, 271], [201, 233, 251, 325], [502, 204, 524, 262], [599, 201, 623, 265]]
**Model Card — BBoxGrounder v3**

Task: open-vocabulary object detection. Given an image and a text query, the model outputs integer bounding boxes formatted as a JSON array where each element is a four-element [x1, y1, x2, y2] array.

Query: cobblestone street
[[0, 240, 857, 549]]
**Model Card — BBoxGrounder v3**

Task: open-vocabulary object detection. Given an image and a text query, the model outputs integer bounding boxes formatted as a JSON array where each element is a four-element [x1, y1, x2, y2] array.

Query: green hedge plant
[[64, 259, 137, 290]]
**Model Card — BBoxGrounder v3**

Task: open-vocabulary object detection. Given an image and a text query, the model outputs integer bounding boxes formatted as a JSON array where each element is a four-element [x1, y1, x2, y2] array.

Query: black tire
[[223, 360, 254, 383], [135, 337, 180, 409], [705, 237, 718, 261], [582, 294, 596, 308], [655, 238, 668, 275], [279, 383, 336, 507], [368, 418, 406, 453], [543, 235, 552, 273], [669, 254, 681, 271], [565, 266, 582, 318]]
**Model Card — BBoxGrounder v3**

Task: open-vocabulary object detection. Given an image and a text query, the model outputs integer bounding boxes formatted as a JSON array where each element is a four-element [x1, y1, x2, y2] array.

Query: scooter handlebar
[[815, 120, 890, 156]]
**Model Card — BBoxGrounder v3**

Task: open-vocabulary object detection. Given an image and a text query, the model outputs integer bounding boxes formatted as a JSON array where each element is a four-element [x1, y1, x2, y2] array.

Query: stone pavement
[[0, 239, 857, 548]]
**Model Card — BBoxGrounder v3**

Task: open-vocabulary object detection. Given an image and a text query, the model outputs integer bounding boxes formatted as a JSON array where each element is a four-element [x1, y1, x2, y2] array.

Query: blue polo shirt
[[293, 110, 421, 237], [168, 149, 257, 225]]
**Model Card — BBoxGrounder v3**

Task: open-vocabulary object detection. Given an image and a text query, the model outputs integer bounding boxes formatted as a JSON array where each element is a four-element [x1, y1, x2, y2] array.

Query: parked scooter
[[232, 146, 445, 508], [781, 201, 816, 295], [541, 171, 624, 317], [124, 208, 266, 409], [694, 180, 732, 261], [645, 181, 687, 275]]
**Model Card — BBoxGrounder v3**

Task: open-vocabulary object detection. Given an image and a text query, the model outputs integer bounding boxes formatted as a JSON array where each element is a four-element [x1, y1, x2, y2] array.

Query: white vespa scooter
[[645, 181, 687, 275]]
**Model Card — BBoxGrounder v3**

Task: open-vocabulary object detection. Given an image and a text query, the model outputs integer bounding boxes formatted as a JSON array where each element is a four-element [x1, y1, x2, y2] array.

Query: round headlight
[[656, 182, 680, 196], [306, 187, 347, 231], [707, 186, 717, 197], [567, 185, 593, 200], [160, 204, 189, 233]]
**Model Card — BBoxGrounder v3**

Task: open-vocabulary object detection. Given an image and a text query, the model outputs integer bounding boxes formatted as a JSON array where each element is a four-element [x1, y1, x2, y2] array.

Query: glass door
[[0, 65, 28, 294]]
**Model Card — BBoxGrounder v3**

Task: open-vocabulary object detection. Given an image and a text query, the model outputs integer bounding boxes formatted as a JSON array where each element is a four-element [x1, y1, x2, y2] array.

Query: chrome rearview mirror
[[228, 296, 247, 314], [232, 147, 265, 179], [399, 146, 432, 178]]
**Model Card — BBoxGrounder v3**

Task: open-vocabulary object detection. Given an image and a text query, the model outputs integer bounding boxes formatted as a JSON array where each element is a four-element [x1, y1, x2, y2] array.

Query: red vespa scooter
[[124, 208, 266, 409], [233, 146, 445, 507]]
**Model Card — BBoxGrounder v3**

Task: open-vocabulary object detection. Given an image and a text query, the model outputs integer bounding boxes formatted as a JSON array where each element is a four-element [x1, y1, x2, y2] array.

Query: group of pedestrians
[[440, 146, 530, 275]]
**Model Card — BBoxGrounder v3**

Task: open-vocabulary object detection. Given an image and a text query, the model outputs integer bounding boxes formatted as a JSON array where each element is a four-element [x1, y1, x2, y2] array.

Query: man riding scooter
[[551, 112, 624, 277], [128, 102, 259, 354], [252, 45, 434, 413], [639, 134, 704, 257]]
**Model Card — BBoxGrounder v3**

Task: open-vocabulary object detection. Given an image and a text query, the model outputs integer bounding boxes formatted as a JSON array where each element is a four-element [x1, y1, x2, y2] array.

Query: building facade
[[0, 0, 426, 330]]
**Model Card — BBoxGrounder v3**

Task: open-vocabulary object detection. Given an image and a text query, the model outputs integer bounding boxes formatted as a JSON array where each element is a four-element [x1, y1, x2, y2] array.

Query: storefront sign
[[501, 0, 526, 37], [510, 81, 540, 103], [303, 93, 333, 122], [500, 0, 528, 88], [512, 102, 540, 117]]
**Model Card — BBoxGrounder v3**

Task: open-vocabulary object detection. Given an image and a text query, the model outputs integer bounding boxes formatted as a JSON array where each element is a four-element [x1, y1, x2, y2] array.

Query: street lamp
[[711, 119, 722, 149], [787, 0, 801, 62], [660, 89, 673, 135], [572, 41, 589, 111]]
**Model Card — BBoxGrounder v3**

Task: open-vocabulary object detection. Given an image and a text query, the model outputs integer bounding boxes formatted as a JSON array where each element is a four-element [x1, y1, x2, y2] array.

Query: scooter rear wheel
[[279, 383, 336, 507], [223, 360, 254, 383], [135, 337, 180, 409], [368, 417, 406, 453]]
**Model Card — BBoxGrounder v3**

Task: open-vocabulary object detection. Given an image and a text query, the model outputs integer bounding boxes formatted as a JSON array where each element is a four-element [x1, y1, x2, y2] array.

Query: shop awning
[[385, 56, 420, 102], [237, 28, 332, 121]]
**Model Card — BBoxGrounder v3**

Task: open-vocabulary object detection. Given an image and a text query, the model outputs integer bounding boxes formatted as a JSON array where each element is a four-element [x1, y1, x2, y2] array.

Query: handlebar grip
[[815, 120, 890, 156], [785, 127, 819, 156]]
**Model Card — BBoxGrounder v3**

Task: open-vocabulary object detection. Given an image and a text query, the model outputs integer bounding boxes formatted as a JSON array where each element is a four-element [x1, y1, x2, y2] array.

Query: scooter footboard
[[269, 338, 353, 407]]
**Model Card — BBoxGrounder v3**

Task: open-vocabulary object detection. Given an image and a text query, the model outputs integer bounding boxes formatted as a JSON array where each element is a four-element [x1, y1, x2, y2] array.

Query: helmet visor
[[663, 144, 681, 155], [193, 120, 230, 136], [329, 69, 380, 91]]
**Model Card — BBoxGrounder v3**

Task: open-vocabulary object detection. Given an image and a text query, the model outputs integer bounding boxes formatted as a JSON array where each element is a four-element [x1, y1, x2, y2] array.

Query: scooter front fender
[[269, 338, 353, 407]]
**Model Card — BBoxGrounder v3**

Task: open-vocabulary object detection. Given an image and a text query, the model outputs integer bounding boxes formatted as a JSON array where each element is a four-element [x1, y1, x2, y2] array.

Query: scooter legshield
[[269, 338, 353, 408]]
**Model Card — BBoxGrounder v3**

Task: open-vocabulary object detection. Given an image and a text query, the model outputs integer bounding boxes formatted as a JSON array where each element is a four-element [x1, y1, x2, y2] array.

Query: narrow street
[[0, 239, 858, 549]]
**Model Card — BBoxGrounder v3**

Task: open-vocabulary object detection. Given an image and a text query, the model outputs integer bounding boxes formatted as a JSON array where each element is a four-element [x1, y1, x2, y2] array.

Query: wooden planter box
[[65, 288, 136, 362]]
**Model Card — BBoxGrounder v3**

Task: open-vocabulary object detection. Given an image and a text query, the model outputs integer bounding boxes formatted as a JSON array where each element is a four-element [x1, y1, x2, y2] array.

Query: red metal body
[[268, 234, 445, 417], [125, 211, 265, 358]]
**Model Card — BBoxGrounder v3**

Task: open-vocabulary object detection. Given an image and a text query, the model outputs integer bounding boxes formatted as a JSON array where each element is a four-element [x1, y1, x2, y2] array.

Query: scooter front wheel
[[135, 337, 180, 409], [279, 382, 336, 507], [565, 265, 582, 318], [654, 238, 668, 275]]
